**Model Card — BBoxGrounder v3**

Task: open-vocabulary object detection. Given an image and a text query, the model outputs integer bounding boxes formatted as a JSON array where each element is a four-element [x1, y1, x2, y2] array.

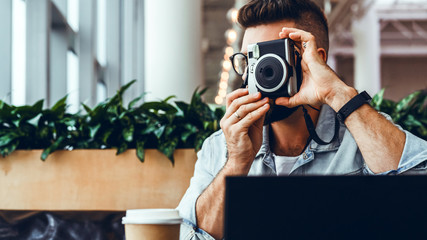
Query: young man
[[178, 0, 427, 239]]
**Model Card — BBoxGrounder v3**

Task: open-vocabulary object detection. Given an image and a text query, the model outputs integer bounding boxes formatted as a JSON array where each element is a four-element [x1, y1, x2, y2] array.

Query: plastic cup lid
[[122, 209, 183, 225]]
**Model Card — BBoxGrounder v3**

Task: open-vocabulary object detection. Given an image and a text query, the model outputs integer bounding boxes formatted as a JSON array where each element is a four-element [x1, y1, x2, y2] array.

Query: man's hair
[[238, 0, 329, 53]]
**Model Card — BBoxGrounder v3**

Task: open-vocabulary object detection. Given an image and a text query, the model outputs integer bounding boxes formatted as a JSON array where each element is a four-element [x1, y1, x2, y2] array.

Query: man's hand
[[220, 88, 270, 174], [276, 27, 357, 111], [276, 27, 404, 173], [195, 89, 269, 239]]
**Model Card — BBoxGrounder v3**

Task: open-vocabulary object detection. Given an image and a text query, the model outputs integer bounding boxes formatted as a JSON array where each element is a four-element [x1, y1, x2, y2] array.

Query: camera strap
[[302, 106, 340, 145]]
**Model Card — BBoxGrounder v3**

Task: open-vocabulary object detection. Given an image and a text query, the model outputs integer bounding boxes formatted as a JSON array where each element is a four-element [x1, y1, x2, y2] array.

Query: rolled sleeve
[[177, 131, 224, 240], [179, 219, 217, 240], [396, 131, 427, 174], [364, 130, 427, 175]]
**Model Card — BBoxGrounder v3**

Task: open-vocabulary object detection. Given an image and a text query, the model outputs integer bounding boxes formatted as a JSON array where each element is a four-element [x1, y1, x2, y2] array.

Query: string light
[[225, 29, 237, 44], [227, 8, 239, 24], [225, 46, 234, 56], [215, 96, 223, 104], [215, 6, 242, 105], [222, 60, 232, 71], [231, 9, 239, 23], [221, 72, 229, 80], [219, 81, 228, 89]]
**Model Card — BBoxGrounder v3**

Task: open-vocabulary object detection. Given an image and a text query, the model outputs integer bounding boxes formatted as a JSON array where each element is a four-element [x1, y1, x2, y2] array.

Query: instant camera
[[246, 38, 302, 98]]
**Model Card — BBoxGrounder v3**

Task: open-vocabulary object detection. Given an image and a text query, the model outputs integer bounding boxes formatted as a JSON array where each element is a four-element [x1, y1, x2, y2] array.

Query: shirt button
[[303, 152, 308, 160]]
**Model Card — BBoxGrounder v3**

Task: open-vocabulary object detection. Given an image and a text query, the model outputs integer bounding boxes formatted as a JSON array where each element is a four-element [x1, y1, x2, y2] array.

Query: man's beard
[[263, 104, 300, 125]]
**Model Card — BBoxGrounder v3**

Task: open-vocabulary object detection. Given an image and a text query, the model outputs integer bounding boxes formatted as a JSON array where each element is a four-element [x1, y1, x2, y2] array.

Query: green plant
[[0, 80, 225, 164], [371, 88, 427, 140]]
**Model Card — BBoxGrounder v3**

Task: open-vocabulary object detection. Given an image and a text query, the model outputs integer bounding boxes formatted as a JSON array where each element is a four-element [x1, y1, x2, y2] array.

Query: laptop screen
[[224, 176, 427, 240]]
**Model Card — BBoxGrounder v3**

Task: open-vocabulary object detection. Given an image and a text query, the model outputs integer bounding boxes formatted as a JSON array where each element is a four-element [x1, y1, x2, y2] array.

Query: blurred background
[[0, 0, 426, 111]]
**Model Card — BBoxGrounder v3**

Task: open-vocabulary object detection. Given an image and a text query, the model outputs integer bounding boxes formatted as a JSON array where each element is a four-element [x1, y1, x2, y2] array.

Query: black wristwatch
[[336, 91, 372, 123]]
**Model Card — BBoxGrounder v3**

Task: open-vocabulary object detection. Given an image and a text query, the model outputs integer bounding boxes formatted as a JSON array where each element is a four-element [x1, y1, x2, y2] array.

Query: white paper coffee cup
[[122, 209, 182, 240]]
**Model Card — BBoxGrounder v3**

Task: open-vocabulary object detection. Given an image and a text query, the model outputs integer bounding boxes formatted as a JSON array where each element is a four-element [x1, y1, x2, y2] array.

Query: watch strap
[[337, 91, 372, 123]]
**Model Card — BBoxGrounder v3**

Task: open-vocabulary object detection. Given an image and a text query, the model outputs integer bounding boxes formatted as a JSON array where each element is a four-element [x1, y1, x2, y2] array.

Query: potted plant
[[371, 88, 427, 140], [0, 80, 224, 211]]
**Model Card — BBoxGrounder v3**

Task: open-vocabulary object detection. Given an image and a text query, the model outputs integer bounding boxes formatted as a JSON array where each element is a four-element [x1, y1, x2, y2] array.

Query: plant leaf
[[162, 95, 177, 103], [128, 93, 147, 109], [82, 103, 93, 115], [371, 88, 385, 110], [123, 124, 135, 142], [13, 99, 44, 121], [396, 91, 420, 113], [101, 129, 113, 144], [0, 132, 21, 147], [89, 124, 101, 138], [136, 140, 145, 162], [175, 101, 189, 113], [141, 101, 178, 115], [403, 114, 423, 128], [50, 96, 68, 117], [41, 136, 65, 161], [153, 125, 166, 139], [0, 140, 19, 157], [118, 80, 136, 97], [159, 138, 178, 165], [116, 142, 128, 155]]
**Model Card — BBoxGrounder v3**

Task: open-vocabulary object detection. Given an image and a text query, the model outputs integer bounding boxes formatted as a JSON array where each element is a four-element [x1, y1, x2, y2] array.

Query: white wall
[[351, 2, 381, 96], [144, 0, 203, 102]]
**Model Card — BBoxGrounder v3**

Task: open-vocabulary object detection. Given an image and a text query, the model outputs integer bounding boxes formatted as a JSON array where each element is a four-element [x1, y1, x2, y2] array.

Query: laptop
[[224, 176, 427, 240]]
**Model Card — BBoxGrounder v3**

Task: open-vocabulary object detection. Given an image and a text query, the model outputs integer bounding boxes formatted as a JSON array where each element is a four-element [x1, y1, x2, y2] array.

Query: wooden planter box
[[0, 149, 197, 211]]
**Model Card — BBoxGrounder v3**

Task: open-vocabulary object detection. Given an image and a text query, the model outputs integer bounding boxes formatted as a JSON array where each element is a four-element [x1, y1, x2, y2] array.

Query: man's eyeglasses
[[229, 53, 248, 76]]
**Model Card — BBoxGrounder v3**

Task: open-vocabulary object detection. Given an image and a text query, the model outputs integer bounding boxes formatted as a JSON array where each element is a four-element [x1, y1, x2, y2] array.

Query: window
[[11, 0, 26, 106], [4, 0, 145, 110]]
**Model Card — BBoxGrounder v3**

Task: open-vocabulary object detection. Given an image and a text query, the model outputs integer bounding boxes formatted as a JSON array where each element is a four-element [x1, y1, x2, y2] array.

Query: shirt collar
[[259, 125, 271, 156], [308, 105, 343, 152], [254, 125, 274, 171]]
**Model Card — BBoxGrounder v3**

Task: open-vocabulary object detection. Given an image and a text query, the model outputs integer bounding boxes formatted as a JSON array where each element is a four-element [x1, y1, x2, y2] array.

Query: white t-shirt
[[273, 153, 300, 176]]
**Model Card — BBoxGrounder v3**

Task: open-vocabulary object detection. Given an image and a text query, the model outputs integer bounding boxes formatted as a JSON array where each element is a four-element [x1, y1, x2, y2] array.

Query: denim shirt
[[177, 105, 427, 240]]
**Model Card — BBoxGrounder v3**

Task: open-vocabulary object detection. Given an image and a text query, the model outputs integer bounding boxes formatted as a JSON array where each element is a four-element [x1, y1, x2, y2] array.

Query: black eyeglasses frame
[[229, 52, 248, 77]]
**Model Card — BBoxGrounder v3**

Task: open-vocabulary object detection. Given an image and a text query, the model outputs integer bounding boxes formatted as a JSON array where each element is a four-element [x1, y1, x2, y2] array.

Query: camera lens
[[263, 67, 274, 78], [255, 57, 285, 90]]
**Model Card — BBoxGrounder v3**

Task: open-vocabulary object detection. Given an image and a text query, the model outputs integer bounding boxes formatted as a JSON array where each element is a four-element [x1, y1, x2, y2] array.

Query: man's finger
[[226, 88, 249, 108], [275, 95, 302, 108], [280, 27, 302, 37], [224, 97, 269, 126], [289, 33, 317, 52], [280, 27, 318, 53], [280, 27, 311, 41], [237, 103, 270, 129], [224, 92, 262, 119]]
